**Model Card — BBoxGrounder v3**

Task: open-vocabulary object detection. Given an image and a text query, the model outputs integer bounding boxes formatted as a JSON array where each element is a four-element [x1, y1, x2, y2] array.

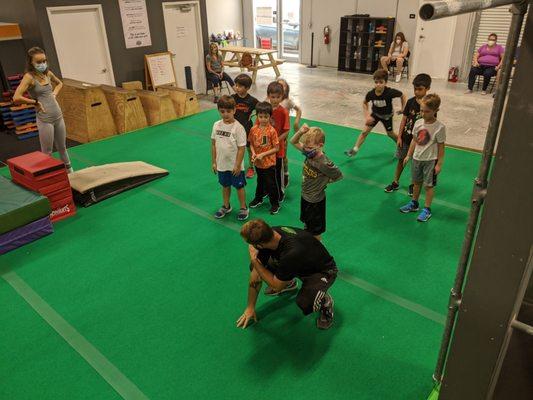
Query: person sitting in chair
[[466, 33, 504, 95], [206, 42, 235, 103], [381, 32, 409, 83]]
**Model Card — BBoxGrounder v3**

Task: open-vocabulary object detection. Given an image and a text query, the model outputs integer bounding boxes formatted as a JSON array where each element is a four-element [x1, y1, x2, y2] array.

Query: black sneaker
[[269, 204, 281, 214], [408, 184, 414, 197], [249, 198, 263, 208], [317, 294, 334, 330], [384, 181, 399, 193]]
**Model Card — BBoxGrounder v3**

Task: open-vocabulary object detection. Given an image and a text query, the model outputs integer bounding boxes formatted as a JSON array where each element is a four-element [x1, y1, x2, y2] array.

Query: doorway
[[253, 0, 301, 61], [162, 1, 206, 94], [46, 5, 115, 85], [411, 15, 457, 79]]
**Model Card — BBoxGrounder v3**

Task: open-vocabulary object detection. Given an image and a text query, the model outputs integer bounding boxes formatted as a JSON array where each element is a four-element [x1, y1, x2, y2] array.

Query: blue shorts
[[218, 171, 246, 189]]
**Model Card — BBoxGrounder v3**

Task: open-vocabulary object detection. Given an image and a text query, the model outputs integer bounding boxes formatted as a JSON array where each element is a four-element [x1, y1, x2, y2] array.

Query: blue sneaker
[[214, 205, 232, 219], [417, 207, 432, 222], [400, 200, 419, 213]]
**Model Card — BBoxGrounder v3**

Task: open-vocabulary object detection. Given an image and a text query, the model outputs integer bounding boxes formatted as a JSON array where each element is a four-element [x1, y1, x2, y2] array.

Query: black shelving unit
[[338, 15, 396, 74]]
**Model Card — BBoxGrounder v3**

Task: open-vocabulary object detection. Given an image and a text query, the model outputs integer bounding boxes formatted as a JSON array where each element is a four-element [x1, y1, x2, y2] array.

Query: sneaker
[[249, 198, 263, 208], [269, 204, 281, 214], [464, 90, 473, 94], [395, 74, 401, 83], [214, 205, 232, 219], [66, 167, 74, 174], [237, 207, 249, 221], [400, 200, 419, 213], [246, 167, 255, 179], [317, 294, 334, 330], [384, 181, 399, 193], [278, 193, 285, 203], [481, 90, 487, 95], [344, 149, 357, 157], [417, 207, 432, 222], [284, 174, 289, 189], [408, 184, 414, 197], [264, 279, 298, 296]]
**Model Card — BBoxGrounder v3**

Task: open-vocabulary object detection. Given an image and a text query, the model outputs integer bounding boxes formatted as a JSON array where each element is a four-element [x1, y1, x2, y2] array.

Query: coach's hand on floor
[[237, 307, 257, 329]]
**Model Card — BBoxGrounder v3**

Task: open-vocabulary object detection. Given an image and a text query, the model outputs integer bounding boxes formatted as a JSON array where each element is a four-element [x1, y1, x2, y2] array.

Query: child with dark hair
[[232, 73, 259, 179], [211, 95, 248, 221], [385, 73, 432, 195], [248, 102, 280, 214], [266, 81, 290, 202], [345, 69, 406, 157]]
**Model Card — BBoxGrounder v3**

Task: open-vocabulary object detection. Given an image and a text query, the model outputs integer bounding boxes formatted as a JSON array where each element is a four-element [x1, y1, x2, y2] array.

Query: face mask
[[488, 40, 496, 46], [396, 39, 401, 44], [34, 62, 47, 73], [302, 148, 318, 158]]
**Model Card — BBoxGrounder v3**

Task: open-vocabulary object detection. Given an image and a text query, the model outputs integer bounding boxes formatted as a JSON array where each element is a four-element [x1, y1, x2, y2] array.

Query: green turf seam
[[1, 270, 149, 400], [145, 187, 446, 325]]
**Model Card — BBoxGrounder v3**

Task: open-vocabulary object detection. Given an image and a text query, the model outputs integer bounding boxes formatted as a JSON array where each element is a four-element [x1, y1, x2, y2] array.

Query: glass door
[[253, 0, 278, 52], [281, 0, 300, 60]]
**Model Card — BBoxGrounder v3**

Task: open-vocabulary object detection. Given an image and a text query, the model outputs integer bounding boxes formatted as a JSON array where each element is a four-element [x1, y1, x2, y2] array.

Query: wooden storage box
[[56, 79, 117, 143], [101, 85, 147, 134], [157, 86, 200, 118], [136, 90, 177, 126]]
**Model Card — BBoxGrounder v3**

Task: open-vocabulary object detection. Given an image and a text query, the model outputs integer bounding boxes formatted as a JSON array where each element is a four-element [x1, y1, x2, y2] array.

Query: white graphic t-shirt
[[211, 120, 247, 171], [412, 119, 446, 161]]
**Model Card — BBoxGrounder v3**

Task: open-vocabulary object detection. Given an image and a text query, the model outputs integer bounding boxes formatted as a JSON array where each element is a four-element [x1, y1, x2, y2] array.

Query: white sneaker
[[395, 74, 401, 83], [465, 90, 473, 94], [481, 91, 487, 95]]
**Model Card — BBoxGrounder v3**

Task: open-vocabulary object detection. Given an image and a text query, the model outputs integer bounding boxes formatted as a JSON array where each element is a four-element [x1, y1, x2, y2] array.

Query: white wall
[[206, 0, 243, 36]]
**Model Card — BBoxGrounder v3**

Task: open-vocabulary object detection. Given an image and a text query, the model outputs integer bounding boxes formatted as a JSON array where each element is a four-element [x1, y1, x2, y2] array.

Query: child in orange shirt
[[248, 102, 281, 214]]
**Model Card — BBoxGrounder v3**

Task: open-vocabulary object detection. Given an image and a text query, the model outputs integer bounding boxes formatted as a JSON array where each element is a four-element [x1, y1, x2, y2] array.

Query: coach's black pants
[[296, 267, 338, 315]]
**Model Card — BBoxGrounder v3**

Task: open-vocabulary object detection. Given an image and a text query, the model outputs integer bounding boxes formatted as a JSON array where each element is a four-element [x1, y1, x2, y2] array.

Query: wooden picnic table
[[219, 46, 284, 83]]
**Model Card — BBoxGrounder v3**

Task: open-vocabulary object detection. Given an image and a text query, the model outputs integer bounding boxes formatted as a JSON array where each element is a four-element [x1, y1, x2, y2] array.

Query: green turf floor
[[0, 110, 481, 399]]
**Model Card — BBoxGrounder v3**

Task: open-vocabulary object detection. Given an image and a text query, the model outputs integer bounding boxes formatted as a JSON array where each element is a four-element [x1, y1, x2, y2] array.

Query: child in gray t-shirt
[[400, 94, 446, 222], [290, 125, 343, 239]]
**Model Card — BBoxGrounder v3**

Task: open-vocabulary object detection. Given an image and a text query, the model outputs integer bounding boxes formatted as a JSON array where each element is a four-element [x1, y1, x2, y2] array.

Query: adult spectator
[[380, 32, 409, 83], [206, 42, 235, 103], [466, 33, 504, 95]]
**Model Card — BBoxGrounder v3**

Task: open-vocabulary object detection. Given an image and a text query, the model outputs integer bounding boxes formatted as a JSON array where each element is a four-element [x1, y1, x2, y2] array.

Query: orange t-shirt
[[249, 124, 279, 169]]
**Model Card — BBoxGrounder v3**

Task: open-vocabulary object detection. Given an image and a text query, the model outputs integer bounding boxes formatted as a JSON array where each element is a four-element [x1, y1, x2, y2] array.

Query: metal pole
[[432, 1, 528, 382], [307, 32, 317, 68], [419, 0, 523, 20]]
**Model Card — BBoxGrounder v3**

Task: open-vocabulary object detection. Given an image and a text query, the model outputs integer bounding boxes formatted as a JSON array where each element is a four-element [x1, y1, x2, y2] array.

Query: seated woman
[[206, 42, 235, 103], [380, 32, 409, 83], [466, 33, 504, 95]]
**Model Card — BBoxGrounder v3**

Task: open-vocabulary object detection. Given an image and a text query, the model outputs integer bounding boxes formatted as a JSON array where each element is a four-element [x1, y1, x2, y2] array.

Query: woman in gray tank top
[[13, 47, 72, 172]]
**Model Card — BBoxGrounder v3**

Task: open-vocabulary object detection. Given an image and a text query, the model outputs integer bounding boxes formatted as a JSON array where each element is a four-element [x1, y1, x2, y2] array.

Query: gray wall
[[1, 0, 209, 86]]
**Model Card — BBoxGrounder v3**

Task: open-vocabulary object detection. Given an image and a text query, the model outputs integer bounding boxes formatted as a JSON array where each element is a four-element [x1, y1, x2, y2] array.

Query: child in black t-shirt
[[345, 69, 406, 157], [385, 74, 432, 195], [232, 74, 259, 179]]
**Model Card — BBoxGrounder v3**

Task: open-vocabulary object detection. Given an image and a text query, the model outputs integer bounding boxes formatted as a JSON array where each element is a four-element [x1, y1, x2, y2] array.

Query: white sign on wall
[[119, 0, 152, 48]]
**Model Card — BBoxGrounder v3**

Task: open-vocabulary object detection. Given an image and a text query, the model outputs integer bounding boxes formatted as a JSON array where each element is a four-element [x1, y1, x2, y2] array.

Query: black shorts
[[368, 113, 393, 132], [300, 197, 326, 235]]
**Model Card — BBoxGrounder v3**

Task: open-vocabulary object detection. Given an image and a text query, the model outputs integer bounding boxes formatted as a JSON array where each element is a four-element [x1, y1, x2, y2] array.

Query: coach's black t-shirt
[[365, 87, 403, 118], [401, 96, 422, 140], [232, 93, 258, 133], [257, 226, 336, 281]]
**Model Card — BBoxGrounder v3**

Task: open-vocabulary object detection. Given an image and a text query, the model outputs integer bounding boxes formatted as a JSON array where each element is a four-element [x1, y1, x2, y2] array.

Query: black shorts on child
[[368, 113, 394, 132], [300, 197, 326, 235]]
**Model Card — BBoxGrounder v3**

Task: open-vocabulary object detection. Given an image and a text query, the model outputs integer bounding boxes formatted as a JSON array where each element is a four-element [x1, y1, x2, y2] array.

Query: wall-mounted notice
[[119, 0, 152, 48]]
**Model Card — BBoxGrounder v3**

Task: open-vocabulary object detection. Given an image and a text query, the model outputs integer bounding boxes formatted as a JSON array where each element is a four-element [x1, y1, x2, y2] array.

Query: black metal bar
[[307, 32, 317, 68], [419, 0, 523, 20], [432, 1, 528, 382]]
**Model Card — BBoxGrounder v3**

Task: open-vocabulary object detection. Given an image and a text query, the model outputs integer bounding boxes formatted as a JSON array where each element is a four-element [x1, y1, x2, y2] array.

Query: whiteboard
[[145, 52, 176, 88]]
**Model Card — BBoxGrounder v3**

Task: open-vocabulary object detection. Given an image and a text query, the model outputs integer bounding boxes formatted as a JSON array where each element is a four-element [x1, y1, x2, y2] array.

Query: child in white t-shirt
[[400, 94, 446, 222], [211, 95, 249, 221]]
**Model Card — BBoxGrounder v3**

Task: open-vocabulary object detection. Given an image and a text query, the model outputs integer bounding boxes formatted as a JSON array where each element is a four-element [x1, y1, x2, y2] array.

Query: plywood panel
[[101, 85, 147, 134]]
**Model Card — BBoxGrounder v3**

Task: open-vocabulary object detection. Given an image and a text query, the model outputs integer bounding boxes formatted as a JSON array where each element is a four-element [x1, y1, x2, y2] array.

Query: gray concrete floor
[[199, 62, 494, 151]]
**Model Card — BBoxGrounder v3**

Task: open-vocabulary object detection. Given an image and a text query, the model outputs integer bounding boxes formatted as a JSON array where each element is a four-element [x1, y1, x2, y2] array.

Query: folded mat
[[68, 161, 169, 207], [0, 176, 51, 235], [0, 216, 53, 255]]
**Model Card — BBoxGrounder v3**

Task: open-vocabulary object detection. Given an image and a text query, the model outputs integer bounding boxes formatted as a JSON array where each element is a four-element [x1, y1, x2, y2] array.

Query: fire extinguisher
[[323, 26, 331, 45], [448, 66, 459, 82]]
